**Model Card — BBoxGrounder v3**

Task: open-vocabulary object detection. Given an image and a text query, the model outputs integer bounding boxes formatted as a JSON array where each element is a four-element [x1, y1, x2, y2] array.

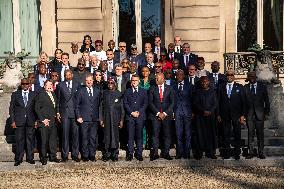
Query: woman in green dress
[[139, 66, 154, 148]]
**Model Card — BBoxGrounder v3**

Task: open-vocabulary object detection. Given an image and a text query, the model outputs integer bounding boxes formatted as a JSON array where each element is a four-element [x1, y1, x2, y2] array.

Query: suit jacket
[[75, 87, 100, 122], [244, 82, 270, 121], [54, 64, 74, 81], [185, 76, 200, 91], [123, 87, 148, 121], [34, 74, 49, 92], [179, 53, 198, 70], [172, 81, 192, 117], [167, 52, 182, 62], [56, 80, 80, 119], [35, 90, 58, 123], [148, 84, 175, 120], [208, 72, 226, 91], [114, 51, 130, 64], [9, 90, 37, 126], [218, 82, 246, 121], [113, 74, 129, 95]]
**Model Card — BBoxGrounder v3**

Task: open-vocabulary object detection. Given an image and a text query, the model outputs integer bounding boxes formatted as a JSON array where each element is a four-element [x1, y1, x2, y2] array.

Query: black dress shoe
[[161, 155, 173, 160], [150, 155, 159, 161], [82, 157, 89, 162], [175, 155, 182, 159], [89, 156, 96, 162], [61, 158, 68, 162], [246, 154, 254, 159], [193, 155, 202, 160], [102, 156, 109, 162], [258, 154, 266, 159], [126, 155, 133, 161], [183, 155, 190, 159], [42, 159, 47, 165], [72, 158, 81, 162], [111, 157, 118, 162], [234, 155, 240, 160], [50, 158, 61, 163], [27, 160, 35, 164], [136, 156, 143, 161], [210, 155, 218, 159], [14, 161, 21, 166]]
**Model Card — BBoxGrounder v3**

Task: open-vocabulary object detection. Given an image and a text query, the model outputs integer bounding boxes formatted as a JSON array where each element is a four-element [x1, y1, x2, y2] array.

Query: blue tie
[[228, 84, 232, 98], [23, 92, 28, 107]]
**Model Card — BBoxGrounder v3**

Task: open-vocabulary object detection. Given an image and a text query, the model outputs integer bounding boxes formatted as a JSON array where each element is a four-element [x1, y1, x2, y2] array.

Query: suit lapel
[[17, 91, 25, 107]]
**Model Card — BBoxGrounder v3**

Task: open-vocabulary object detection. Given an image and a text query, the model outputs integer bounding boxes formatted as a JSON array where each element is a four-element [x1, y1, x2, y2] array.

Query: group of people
[[9, 35, 270, 166]]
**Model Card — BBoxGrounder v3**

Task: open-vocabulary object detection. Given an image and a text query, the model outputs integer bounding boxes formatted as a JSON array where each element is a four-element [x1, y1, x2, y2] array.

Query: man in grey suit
[[244, 72, 270, 159], [56, 69, 80, 162]]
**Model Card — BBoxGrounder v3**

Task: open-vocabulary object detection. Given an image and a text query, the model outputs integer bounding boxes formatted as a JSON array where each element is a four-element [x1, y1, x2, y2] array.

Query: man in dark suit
[[75, 74, 101, 162], [114, 41, 129, 64], [167, 43, 182, 63], [149, 73, 175, 161], [73, 58, 90, 85], [35, 80, 60, 165], [174, 36, 183, 53], [173, 70, 192, 159], [113, 63, 129, 95], [244, 72, 270, 159], [54, 52, 74, 82], [186, 64, 200, 90], [34, 63, 49, 92], [123, 75, 148, 161], [56, 69, 80, 162], [9, 79, 37, 166], [217, 70, 246, 160], [208, 61, 226, 91], [104, 49, 116, 73], [179, 43, 198, 70]]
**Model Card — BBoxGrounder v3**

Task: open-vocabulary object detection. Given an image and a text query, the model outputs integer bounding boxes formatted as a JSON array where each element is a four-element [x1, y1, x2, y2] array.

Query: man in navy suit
[[208, 61, 226, 91], [123, 75, 148, 161], [179, 43, 198, 70], [173, 70, 192, 159], [56, 69, 80, 162], [9, 79, 37, 166], [149, 73, 175, 161], [186, 64, 200, 90], [217, 70, 246, 160], [75, 74, 101, 162], [54, 52, 74, 82], [244, 72, 270, 159]]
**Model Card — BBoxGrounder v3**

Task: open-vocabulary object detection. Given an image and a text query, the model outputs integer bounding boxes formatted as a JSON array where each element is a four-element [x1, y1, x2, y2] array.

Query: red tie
[[159, 85, 163, 112]]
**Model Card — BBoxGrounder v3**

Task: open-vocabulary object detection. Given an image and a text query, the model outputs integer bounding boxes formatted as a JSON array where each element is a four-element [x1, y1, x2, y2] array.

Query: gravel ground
[[0, 164, 283, 189]]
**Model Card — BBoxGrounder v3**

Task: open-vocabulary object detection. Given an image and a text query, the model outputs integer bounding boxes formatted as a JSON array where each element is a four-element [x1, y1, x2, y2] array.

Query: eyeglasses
[[95, 74, 102, 76], [78, 63, 85, 66], [131, 48, 137, 50], [226, 74, 234, 76], [21, 83, 29, 85], [95, 44, 102, 47], [119, 46, 126, 48], [51, 75, 59, 77]]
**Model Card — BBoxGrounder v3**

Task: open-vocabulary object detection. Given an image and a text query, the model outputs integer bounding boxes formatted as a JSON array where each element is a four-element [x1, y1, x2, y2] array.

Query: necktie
[[214, 73, 218, 85], [88, 87, 92, 97], [117, 77, 122, 92], [186, 55, 189, 65], [159, 85, 163, 102], [47, 92, 55, 108], [103, 72, 107, 81], [228, 84, 232, 98], [250, 84, 255, 95], [170, 53, 173, 61], [190, 77, 194, 85], [178, 83, 183, 91], [23, 92, 28, 107], [67, 81, 71, 92], [134, 87, 138, 93]]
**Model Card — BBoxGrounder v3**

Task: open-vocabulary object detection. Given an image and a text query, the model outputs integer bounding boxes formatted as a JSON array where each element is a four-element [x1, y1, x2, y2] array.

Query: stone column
[[12, 0, 21, 54], [40, 0, 56, 56]]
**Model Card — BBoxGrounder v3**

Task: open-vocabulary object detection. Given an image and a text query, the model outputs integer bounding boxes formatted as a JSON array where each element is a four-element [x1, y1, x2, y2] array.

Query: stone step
[[241, 129, 284, 138], [241, 137, 284, 146]]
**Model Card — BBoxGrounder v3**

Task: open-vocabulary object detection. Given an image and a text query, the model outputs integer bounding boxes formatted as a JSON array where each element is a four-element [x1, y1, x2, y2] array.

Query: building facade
[[0, 0, 283, 72]]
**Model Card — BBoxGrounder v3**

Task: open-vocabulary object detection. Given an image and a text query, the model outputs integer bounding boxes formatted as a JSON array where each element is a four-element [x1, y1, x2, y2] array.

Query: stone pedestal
[[0, 92, 12, 136], [266, 84, 284, 129]]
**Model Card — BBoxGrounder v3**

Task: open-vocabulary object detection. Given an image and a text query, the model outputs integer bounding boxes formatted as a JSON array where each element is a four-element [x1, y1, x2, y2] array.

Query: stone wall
[[56, 0, 105, 52]]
